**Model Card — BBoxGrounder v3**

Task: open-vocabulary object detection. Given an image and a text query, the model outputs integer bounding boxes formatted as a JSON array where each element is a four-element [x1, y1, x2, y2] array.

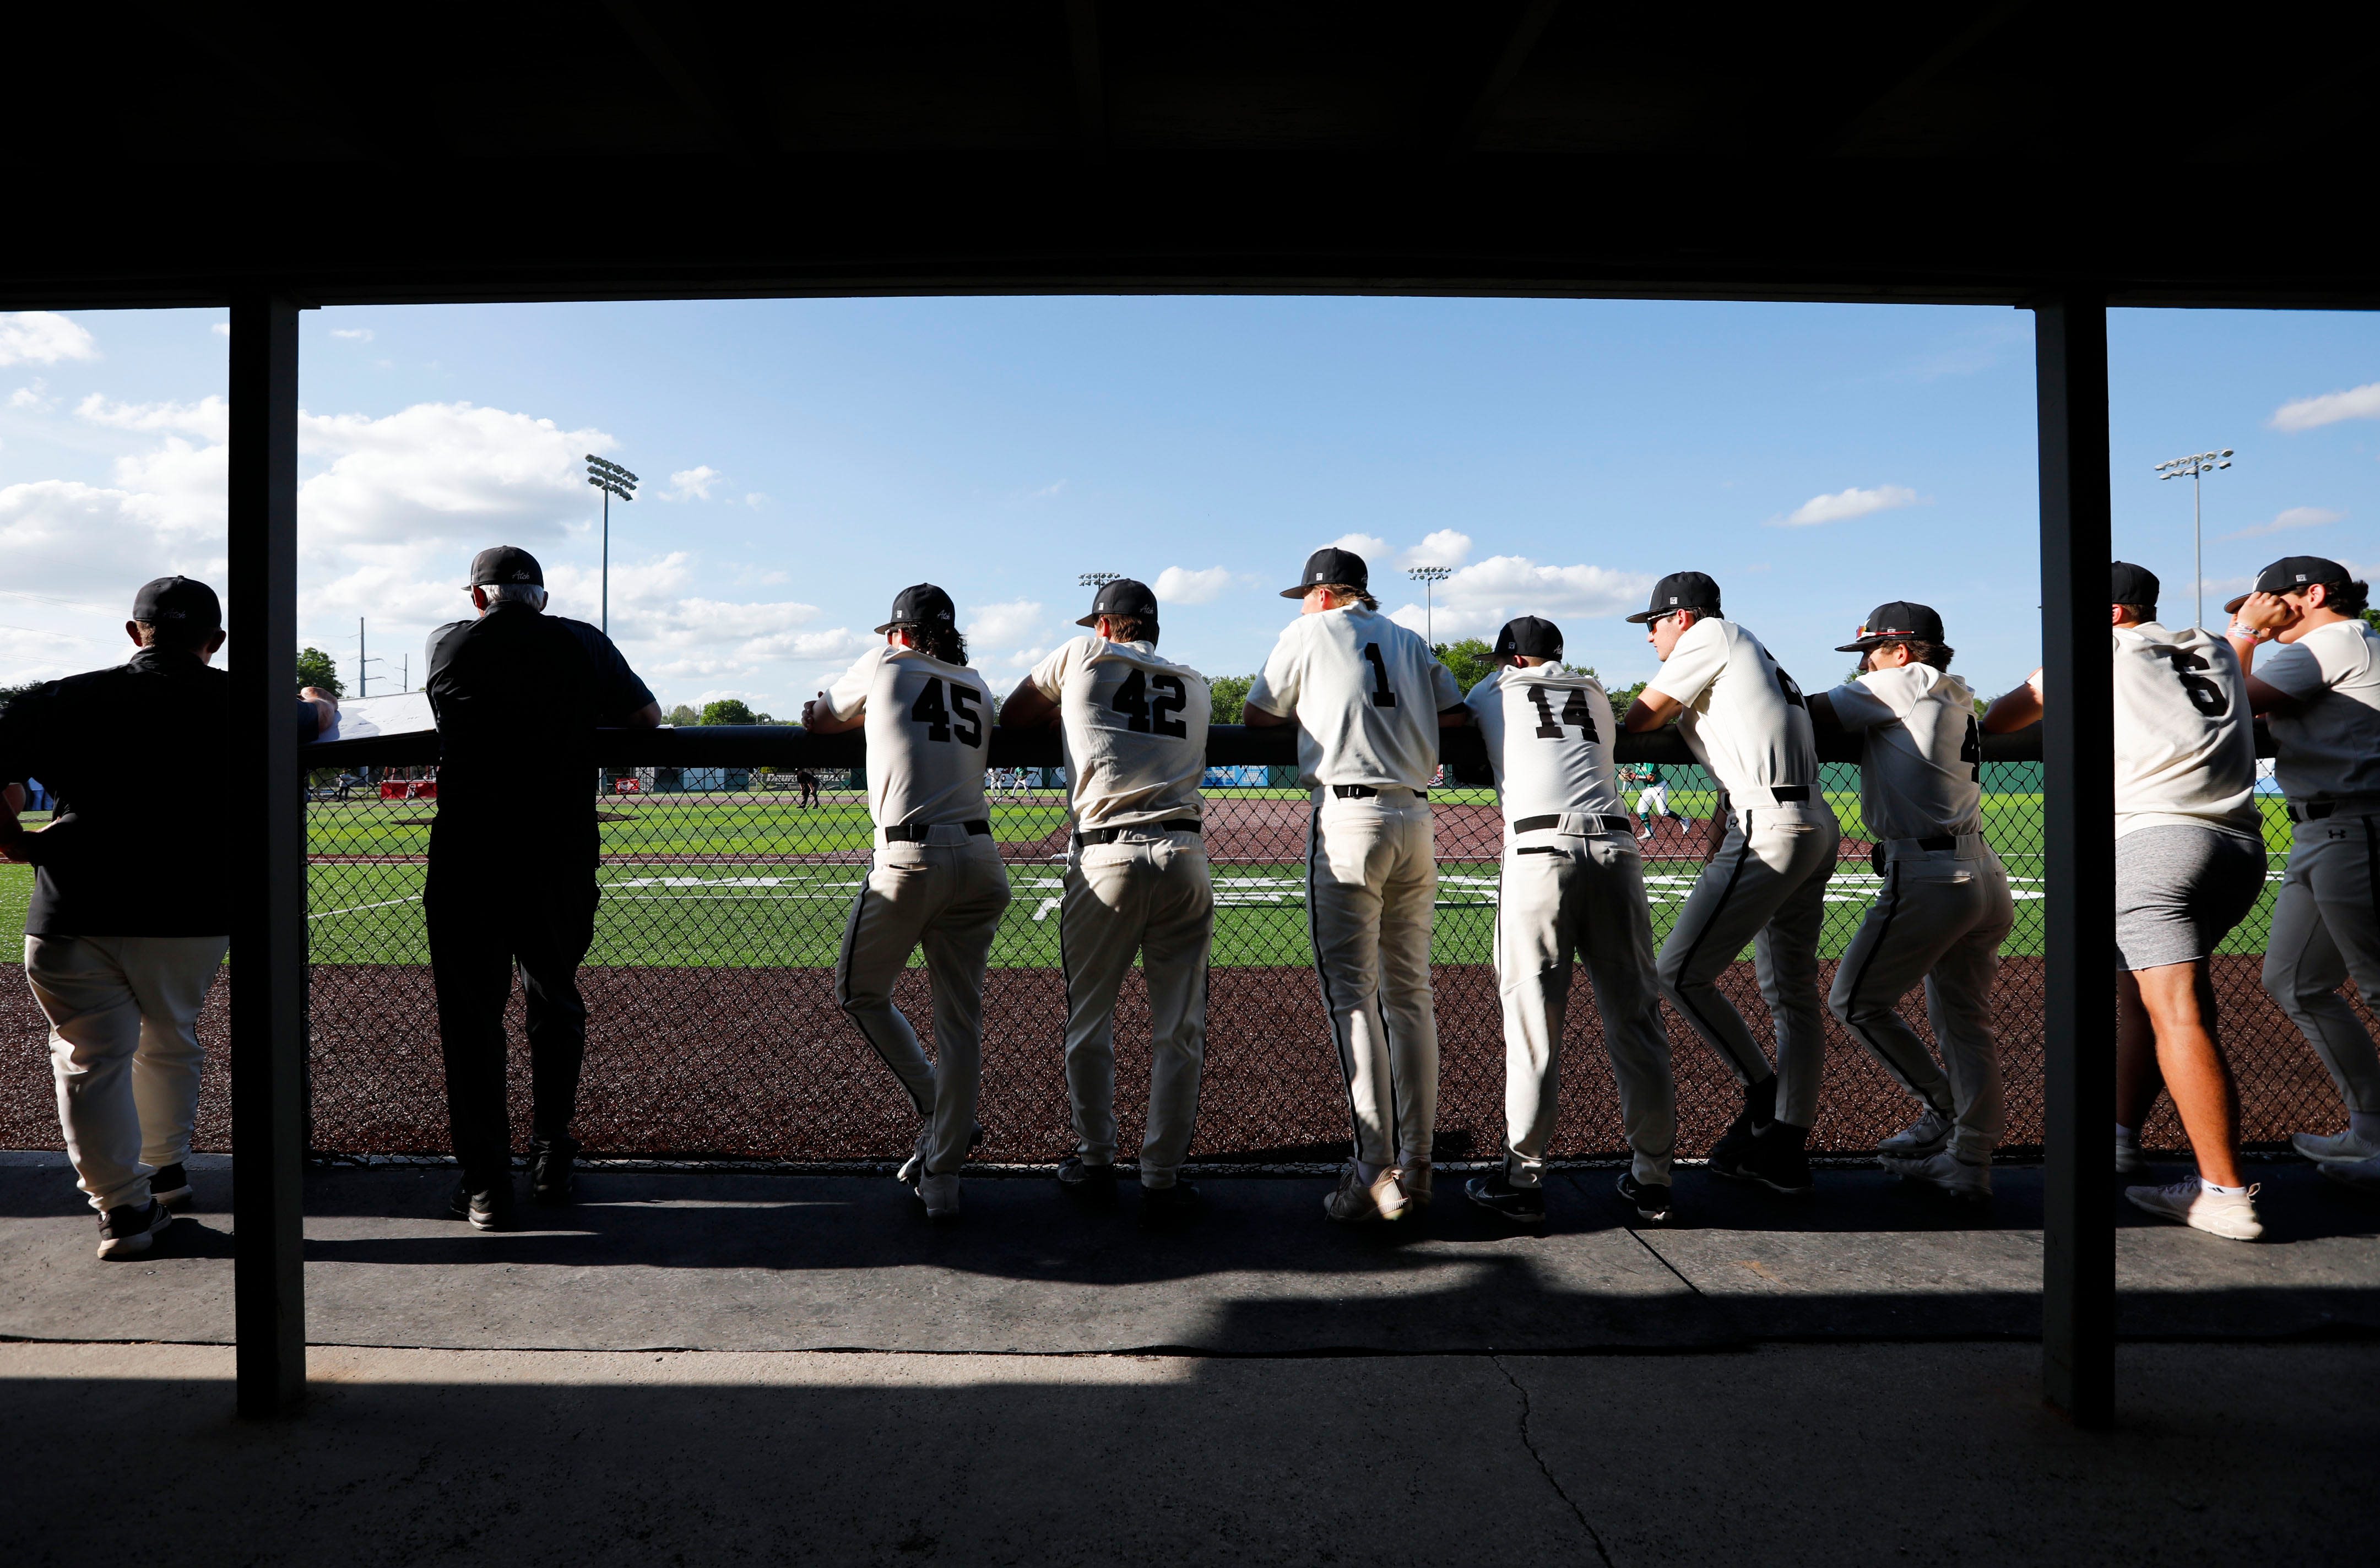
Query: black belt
[[1769, 784, 1810, 804], [1869, 834, 1958, 874], [1512, 813, 1632, 835], [1076, 820, 1201, 845], [1331, 785, 1426, 799], [882, 820, 990, 842], [2291, 802, 2338, 823]]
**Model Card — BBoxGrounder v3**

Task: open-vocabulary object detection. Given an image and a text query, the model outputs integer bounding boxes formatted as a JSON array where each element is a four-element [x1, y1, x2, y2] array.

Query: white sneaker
[[1878, 1106, 1954, 1159], [2115, 1131, 2143, 1175], [2291, 1128, 2380, 1165], [1880, 1149, 1991, 1200], [1323, 1162, 1408, 1223], [2126, 1178, 2262, 1240], [917, 1172, 962, 1220], [897, 1120, 984, 1185], [2319, 1154, 2380, 1196]]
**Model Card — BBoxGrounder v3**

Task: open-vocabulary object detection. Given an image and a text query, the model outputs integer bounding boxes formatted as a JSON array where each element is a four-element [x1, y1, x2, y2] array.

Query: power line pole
[[2154, 448, 2233, 629], [586, 455, 639, 638], [351, 617, 382, 698]]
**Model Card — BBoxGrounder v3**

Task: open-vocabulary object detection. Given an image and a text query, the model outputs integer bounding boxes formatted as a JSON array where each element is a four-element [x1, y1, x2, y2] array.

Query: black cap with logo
[[2222, 555, 2354, 615], [2110, 561, 2160, 609], [1281, 547, 1370, 599], [468, 545, 545, 587], [1494, 616, 1564, 661], [875, 583, 958, 634], [1076, 577, 1161, 628], [1835, 600, 1946, 653], [131, 576, 223, 630], [1624, 571, 1722, 625]]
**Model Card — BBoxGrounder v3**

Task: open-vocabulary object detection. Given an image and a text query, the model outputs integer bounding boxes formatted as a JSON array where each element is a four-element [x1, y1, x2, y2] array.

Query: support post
[[228, 292, 307, 1417], [2033, 289, 2116, 1426]]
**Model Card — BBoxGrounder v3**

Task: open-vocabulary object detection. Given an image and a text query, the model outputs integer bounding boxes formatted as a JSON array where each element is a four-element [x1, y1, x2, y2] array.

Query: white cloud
[[744, 492, 768, 508], [1400, 529, 1473, 570], [2222, 505, 2345, 541], [1327, 533, 1391, 562], [1383, 555, 1655, 642], [77, 392, 231, 444], [965, 598, 1045, 650], [329, 328, 375, 343], [297, 402, 612, 547], [1154, 565, 1233, 605], [2272, 382, 2380, 432], [1772, 484, 1921, 527], [0, 312, 97, 367], [9, 378, 52, 410], [663, 465, 725, 502], [1021, 479, 1066, 501], [210, 323, 230, 338]]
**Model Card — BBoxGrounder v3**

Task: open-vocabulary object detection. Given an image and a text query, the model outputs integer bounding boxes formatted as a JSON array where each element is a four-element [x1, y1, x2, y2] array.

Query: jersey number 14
[[1527, 687, 1599, 742]]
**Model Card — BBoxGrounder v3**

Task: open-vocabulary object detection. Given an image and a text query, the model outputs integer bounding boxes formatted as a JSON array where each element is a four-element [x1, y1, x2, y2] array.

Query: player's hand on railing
[[0, 782, 29, 862]]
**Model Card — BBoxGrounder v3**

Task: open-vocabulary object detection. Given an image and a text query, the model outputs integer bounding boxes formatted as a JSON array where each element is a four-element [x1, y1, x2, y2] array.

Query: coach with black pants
[[0, 577, 337, 1259], [425, 546, 659, 1229]]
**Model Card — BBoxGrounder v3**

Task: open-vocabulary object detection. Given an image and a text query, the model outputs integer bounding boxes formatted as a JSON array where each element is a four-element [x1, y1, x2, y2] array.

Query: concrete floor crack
[[1490, 1352, 1616, 1567]]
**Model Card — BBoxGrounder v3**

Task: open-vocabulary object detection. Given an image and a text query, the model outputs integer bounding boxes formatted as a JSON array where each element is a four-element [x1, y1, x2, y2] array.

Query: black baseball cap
[[468, 545, 544, 587], [2110, 561, 2160, 608], [875, 583, 958, 634], [131, 576, 221, 629], [1076, 577, 1160, 628], [1625, 571, 1722, 625], [2223, 555, 2354, 615], [1836, 600, 1945, 653], [1281, 547, 1369, 599], [1494, 616, 1564, 661]]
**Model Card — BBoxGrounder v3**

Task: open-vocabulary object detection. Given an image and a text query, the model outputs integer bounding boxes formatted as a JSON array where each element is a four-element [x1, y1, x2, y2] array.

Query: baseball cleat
[[898, 1120, 984, 1185], [2115, 1130, 2144, 1175], [148, 1162, 194, 1213], [1617, 1171, 1673, 1223], [1878, 1107, 1954, 1161], [2291, 1128, 2380, 1165], [1715, 1123, 1813, 1195], [2319, 1154, 2380, 1197], [1395, 1159, 1433, 1207], [96, 1199, 175, 1260], [917, 1172, 962, 1222], [1138, 1180, 1202, 1228], [2126, 1178, 2262, 1241], [1057, 1155, 1119, 1203], [1882, 1149, 1992, 1202], [1324, 1162, 1408, 1223], [1465, 1171, 1546, 1224]]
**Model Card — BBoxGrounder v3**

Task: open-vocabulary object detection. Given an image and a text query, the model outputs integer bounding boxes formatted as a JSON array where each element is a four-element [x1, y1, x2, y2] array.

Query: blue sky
[[4, 298, 2376, 713]]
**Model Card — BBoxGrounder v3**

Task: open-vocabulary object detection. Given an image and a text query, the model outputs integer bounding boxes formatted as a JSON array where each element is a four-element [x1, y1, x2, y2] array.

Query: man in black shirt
[[424, 546, 659, 1229], [0, 577, 337, 1258]]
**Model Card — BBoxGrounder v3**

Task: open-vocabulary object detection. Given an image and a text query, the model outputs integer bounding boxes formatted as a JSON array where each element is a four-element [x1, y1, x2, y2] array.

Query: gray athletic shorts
[[2114, 824, 2266, 972]]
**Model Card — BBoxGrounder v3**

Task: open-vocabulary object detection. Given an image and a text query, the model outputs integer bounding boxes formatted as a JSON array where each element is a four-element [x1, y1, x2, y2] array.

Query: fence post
[[2033, 288, 2116, 1426], [229, 291, 308, 1417]]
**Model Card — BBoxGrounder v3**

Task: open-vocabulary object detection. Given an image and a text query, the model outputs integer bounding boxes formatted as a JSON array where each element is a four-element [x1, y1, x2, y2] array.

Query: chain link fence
[[0, 727, 2354, 1164]]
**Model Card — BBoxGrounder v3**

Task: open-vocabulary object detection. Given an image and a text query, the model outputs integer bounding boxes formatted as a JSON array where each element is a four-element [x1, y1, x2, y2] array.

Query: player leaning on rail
[[1002, 577, 1215, 1227]]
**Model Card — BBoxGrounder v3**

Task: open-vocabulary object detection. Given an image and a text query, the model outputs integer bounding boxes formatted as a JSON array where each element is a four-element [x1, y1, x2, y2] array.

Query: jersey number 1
[[1363, 643, 1398, 707]]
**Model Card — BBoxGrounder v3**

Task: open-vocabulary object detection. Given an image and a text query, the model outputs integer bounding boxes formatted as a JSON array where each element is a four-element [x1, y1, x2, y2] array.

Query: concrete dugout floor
[[4, 1155, 2376, 1565]]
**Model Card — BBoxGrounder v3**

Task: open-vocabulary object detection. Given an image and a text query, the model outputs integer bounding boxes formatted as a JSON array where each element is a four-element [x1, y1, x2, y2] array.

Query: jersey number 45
[[909, 677, 986, 745]]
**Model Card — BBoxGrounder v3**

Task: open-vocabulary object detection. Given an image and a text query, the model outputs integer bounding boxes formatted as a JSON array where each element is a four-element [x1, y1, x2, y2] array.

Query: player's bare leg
[[2129, 961, 2245, 1189], [2115, 973, 2160, 1174]]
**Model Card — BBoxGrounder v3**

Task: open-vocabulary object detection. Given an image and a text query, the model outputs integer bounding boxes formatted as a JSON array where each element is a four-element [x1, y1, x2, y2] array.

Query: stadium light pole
[[1408, 565, 1454, 645], [587, 455, 639, 637], [1078, 571, 1121, 591], [2154, 448, 2233, 628]]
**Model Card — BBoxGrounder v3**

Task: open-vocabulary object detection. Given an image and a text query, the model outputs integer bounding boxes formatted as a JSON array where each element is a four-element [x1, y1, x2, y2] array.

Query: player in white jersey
[[1808, 602, 2013, 1201], [1247, 546, 1466, 1223], [1457, 617, 1677, 1225], [1622, 571, 1841, 1196], [1986, 562, 2266, 1240], [1633, 765, 1685, 840], [805, 584, 1011, 1222], [2227, 555, 2380, 1200], [1002, 577, 1213, 1227]]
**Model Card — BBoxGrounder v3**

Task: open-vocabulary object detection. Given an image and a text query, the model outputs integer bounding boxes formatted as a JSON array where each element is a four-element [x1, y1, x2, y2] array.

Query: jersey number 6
[[2148, 646, 2230, 718], [909, 677, 985, 745]]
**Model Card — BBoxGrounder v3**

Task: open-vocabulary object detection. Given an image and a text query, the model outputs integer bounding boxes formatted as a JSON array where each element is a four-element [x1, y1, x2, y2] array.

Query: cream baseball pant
[[26, 933, 228, 1212], [1059, 828, 1213, 1187], [1495, 822, 1674, 1189], [2262, 810, 2380, 1116], [1827, 839, 2014, 1160], [836, 828, 1013, 1176], [1308, 787, 1439, 1168], [1655, 802, 1841, 1129]]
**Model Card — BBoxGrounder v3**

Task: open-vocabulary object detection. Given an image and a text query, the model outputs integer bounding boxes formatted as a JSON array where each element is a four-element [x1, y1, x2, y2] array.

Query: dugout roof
[[7, 2, 2374, 310]]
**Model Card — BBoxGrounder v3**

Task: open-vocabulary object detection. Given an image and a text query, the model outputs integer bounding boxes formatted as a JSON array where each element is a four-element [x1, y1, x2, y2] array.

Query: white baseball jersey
[[1463, 666, 1627, 825], [1820, 664, 1983, 841], [1247, 604, 1462, 790], [820, 644, 994, 828], [1028, 635, 1211, 831], [2257, 618, 2380, 802], [1644, 617, 1820, 805], [2111, 621, 2259, 841]]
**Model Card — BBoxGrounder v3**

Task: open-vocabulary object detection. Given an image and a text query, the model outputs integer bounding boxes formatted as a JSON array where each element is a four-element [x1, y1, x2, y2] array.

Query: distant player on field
[[1460, 616, 1677, 1225], [1002, 577, 1213, 1226], [806, 584, 1010, 1223], [1623, 571, 1840, 1196], [1809, 602, 2013, 1201], [1247, 546, 1467, 1223], [1633, 763, 1685, 842]]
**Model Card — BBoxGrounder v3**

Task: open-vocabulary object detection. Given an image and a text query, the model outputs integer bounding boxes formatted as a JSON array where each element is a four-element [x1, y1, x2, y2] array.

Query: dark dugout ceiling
[[8, 1, 2373, 308]]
